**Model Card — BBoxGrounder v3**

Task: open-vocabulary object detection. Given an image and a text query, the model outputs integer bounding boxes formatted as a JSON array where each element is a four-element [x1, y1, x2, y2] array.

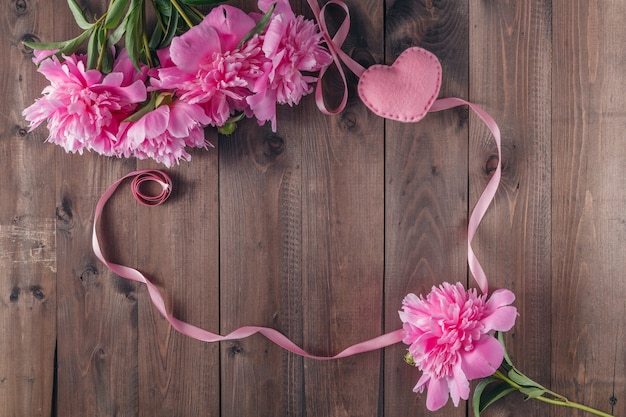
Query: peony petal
[[425, 376, 450, 411], [482, 305, 518, 332], [170, 24, 221, 73], [460, 336, 503, 380], [262, 16, 288, 58], [247, 88, 277, 131], [448, 361, 470, 406], [483, 289, 518, 332], [203, 5, 256, 51], [142, 106, 170, 137], [486, 288, 516, 308]]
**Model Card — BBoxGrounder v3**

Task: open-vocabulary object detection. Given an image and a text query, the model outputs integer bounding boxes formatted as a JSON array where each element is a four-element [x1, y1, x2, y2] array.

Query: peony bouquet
[[23, 0, 332, 166]]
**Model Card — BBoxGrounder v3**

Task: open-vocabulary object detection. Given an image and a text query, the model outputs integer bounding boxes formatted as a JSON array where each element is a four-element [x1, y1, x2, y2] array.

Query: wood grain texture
[[300, 1, 384, 416], [552, 1, 626, 416], [1, 1, 60, 416], [470, 2, 552, 416], [136, 148, 220, 417], [384, 2, 468, 416], [2, 1, 626, 416]]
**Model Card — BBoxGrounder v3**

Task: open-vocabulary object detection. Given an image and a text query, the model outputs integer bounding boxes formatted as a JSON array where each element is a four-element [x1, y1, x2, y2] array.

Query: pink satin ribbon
[[92, 170, 405, 358], [429, 98, 502, 295], [308, 0, 365, 115]]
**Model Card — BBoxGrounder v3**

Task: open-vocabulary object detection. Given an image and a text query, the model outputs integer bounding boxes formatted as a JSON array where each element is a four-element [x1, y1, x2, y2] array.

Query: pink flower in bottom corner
[[399, 282, 517, 411]]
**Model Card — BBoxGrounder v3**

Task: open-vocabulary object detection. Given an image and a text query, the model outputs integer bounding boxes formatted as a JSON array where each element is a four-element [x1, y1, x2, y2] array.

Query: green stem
[[493, 370, 614, 417], [96, 39, 107, 71], [140, 4, 154, 67], [170, 0, 194, 28]]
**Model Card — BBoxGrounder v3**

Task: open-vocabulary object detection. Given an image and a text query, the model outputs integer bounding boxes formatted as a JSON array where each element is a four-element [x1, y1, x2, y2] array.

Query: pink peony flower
[[249, 9, 332, 130], [23, 50, 147, 156], [399, 282, 517, 411], [151, 5, 272, 127], [121, 100, 212, 167]]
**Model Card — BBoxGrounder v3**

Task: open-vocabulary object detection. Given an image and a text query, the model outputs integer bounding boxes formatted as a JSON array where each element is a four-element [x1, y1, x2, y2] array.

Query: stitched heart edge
[[357, 47, 442, 123]]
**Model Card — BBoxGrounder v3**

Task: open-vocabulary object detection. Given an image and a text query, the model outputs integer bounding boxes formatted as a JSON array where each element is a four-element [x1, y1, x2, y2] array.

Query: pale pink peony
[[399, 282, 517, 411], [151, 5, 272, 127], [23, 50, 147, 156], [121, 100, 212, 167]]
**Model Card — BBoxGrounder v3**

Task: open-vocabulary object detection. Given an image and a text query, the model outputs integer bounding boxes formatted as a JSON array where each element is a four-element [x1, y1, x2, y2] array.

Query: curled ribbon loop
[[308, 0, 366, 115], [131, 171, 171, 207]]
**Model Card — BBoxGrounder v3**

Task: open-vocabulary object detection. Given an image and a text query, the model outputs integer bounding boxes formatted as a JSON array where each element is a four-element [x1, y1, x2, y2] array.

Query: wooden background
[[2, 0, 624, 416]]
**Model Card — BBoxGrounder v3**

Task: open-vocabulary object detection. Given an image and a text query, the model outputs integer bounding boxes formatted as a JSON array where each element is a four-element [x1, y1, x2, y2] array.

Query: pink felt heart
[[358, 47, 442, 122]]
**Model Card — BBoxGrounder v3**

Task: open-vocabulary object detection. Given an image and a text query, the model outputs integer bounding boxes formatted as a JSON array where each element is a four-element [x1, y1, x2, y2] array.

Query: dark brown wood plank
[[469, 2, 553, 416], [47, 5, 139, 414], [0, 1, 58, 415], [219, 119, 301, 417], [136, 148, 220, 416], [552, 1, 626, 416], [384, 2, 469, 416], [299, 1, 385, 416], [56, 155, 140, 416]]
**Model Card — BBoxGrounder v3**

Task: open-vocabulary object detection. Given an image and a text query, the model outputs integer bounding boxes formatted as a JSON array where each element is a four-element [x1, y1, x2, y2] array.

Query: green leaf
[[156, 8, 179, 49], [179, 0, 226, 5], [67, 0, 93, 30], [473, 378, 495, 417], [100, 47, 114, 73], [519, 386, 547, 399], [177, 2, 203, 26], [148, 17, 165, 50], [153, 0, 173, 17], [22, 39, 73, 51], [237, 3, 274, 48], [125, 0, 144, 69], [104, 0, 131, 29], [473, 378, 516, 416], [86, 29, 99, 69], [123, 94, 157, 122], [497, 332, 513, 370], [59, 28, 94, 55], [107, 14, 128, 47], [508, 368, 539, 388]]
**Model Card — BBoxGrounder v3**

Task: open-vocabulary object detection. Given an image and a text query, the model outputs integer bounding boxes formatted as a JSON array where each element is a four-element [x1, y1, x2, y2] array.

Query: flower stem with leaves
[[473, 333, 615, 417]]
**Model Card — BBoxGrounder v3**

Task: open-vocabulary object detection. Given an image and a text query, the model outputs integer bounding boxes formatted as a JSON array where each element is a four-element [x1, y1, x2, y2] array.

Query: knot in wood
[[30, 285, 45, 300], [264, 134, 285, 156], [79, 265, 99, 287], [14, 0, 28, 14], [9, 287, 20, 302], [228, 343, 244, 356], [341, 111, 358, 131], [56, 196, 74, 230], [485, 155, 499, 175]]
